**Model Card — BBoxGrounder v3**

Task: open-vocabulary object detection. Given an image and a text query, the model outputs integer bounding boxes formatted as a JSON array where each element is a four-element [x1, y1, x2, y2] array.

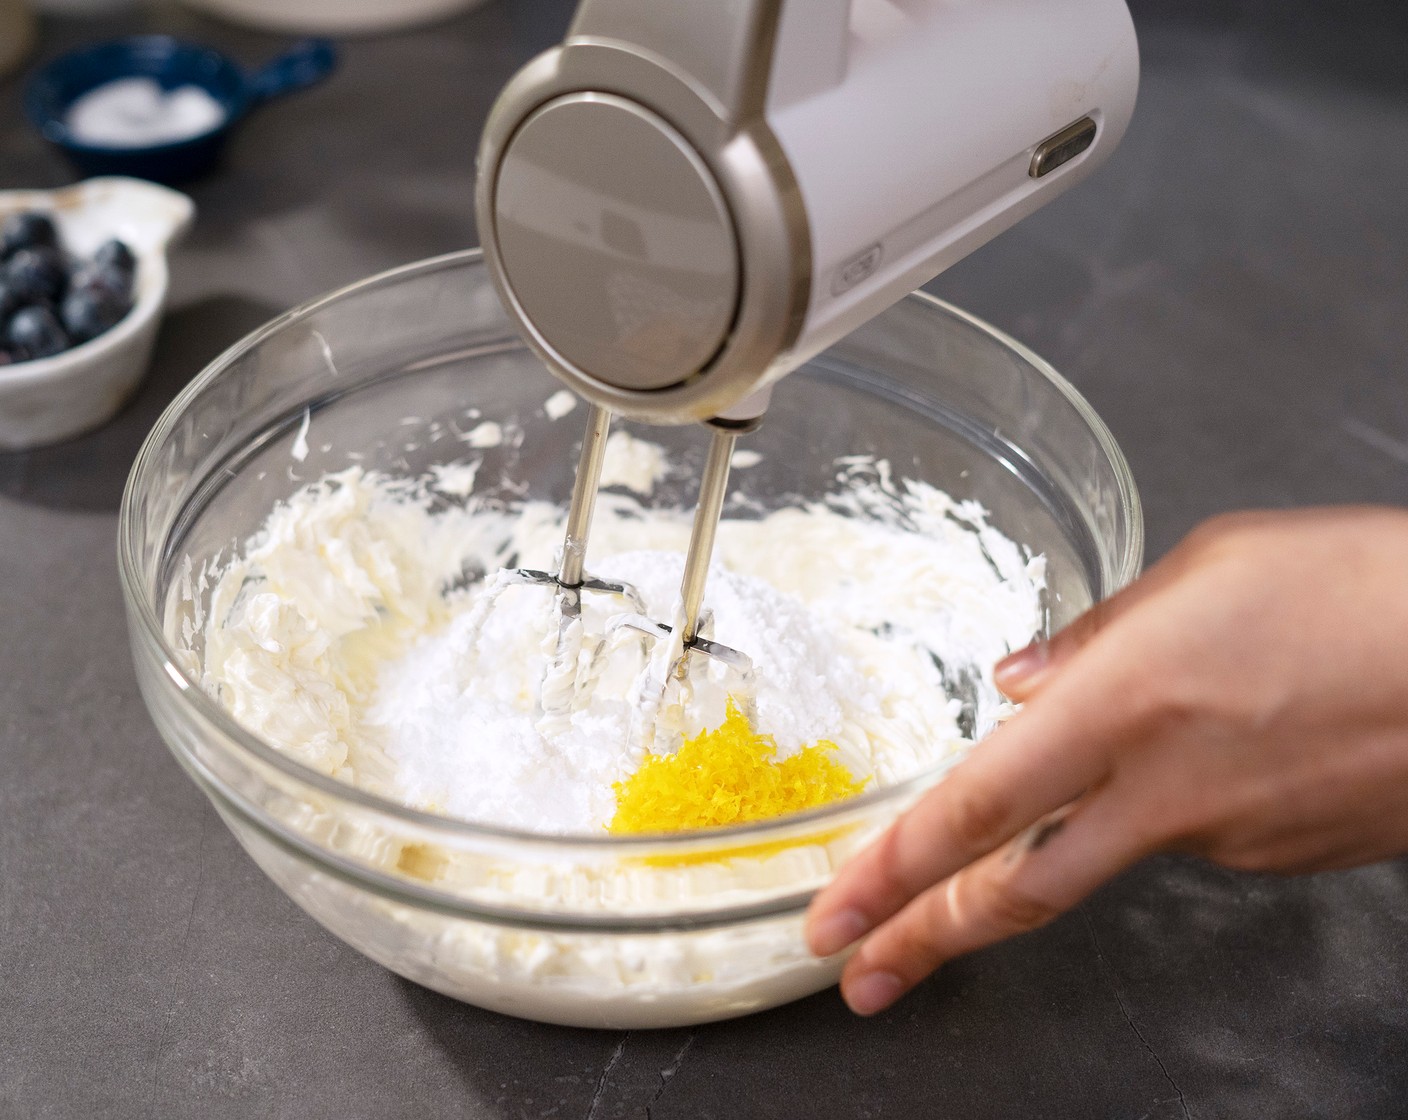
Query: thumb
[[995, 598, 1116, 700]]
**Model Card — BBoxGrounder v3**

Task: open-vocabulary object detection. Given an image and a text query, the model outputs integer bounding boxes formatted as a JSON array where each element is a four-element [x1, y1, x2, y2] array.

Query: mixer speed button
[[1030, 116, 1098, 178]]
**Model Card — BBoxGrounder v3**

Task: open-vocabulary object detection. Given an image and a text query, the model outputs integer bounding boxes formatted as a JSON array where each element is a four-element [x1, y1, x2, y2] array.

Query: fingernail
[[846, 971, 905, 1016], [807, 908, 871, 957], [994, 641, 1050, 696]]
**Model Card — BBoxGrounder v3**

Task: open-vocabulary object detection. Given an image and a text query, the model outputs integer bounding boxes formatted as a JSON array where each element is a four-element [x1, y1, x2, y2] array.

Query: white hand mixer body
[[473, 0, 1139, 701]]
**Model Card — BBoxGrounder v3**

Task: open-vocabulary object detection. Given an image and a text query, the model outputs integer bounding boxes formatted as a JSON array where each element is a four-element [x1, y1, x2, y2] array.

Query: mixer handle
[[568, 0, 852, 125]]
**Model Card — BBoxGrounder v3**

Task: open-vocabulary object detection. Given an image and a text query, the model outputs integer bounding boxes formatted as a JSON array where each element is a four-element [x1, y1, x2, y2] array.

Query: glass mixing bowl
[[119, 250, 1141, 1029]]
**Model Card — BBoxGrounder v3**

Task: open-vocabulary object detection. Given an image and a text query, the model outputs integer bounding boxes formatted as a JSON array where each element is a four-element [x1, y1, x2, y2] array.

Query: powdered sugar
[[195, 449, 1044, 835]]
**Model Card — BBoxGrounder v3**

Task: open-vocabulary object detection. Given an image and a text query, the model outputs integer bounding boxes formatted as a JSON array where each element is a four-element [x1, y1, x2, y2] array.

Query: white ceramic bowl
[[0, 176, 194, 451], [178, 0, 489, 35]]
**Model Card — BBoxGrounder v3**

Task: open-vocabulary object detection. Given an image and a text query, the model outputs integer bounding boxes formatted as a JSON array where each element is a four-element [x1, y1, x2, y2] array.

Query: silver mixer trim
[[568, 0, 789, 127], [475, 36, 812, 424], [492, 93, 742, 393], [676, 425, 736, 651], [558, 402, 611, 588], [607, 421, 752, 684]]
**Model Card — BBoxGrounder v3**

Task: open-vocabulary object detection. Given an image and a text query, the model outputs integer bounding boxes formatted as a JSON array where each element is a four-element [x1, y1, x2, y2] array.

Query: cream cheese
[[197, 462, 1041, 829]]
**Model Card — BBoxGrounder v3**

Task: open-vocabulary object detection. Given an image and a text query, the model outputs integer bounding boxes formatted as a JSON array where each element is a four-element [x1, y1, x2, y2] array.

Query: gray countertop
[[2, 2, 1406, 1117]]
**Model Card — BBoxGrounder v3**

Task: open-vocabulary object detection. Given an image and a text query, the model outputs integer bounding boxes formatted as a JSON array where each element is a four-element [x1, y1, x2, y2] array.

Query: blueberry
[[92, 238, 137, 274], [61, 285, 131, 344], [6, 247, 67, 304], [6, 305, 69, 360], [69, 260, 133, 306], [0, 279, 19, 322], [1, 211, 59, 260]]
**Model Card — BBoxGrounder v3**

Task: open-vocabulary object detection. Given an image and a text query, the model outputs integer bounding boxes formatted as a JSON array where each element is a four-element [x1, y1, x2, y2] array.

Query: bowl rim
[[119, 248, 1143, 856]]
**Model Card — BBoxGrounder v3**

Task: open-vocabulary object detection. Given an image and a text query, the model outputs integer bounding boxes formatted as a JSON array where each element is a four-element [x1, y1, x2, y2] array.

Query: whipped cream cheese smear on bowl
[[175, 395, 1046, 1028]]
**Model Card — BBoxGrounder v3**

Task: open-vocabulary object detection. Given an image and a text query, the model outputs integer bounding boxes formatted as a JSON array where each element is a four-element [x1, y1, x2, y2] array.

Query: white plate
[[178, 0, 488, 35]]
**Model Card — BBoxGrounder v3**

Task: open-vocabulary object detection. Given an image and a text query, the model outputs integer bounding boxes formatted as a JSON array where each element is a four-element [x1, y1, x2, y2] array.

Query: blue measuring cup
[[25, 36, 337, 184]]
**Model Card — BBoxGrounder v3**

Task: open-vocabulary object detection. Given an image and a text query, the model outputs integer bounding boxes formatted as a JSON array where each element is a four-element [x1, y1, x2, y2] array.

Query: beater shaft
[[559, 403, 611, 588], [678, 424, 737, 649], [481, 400, 752, 723]]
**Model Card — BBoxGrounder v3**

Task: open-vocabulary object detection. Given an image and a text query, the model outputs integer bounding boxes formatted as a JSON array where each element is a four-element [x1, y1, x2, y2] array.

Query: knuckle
[[893, 899, 950, 964], [1188, 511, 1258, 547], [981, 875, 1062, 933], [1071, 597, 1113, 642], [870, 823, 923, 901], [1121, 666, 1206, 742], [1147, 691, 1203, 738], [1049, 603, 1103, 658], [940, 782, 1013, 857], [1177, 515, 1264, 575], [852, 906, 945, 981], [1178, 518, 1229, 558], [914, 883, 959, 942]]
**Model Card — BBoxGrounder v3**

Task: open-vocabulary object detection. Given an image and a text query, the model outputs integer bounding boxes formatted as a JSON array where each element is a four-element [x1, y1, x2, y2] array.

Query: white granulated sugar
[[193, 437, 1044, 834], [730, 449, 763, 469], [65, 77, 226, 148]]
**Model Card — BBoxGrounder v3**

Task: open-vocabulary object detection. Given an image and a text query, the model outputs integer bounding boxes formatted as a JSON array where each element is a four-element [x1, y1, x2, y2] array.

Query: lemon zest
[[609, 698, 865, 835]]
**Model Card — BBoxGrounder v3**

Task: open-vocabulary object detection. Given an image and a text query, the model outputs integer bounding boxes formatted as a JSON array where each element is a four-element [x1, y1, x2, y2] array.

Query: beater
[[470, 400, 753, 720], [474, 0, 1140, 689]]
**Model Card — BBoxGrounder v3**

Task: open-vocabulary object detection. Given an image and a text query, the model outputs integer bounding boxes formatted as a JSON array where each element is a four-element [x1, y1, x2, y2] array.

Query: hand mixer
[[473, 0, 1140, 701]]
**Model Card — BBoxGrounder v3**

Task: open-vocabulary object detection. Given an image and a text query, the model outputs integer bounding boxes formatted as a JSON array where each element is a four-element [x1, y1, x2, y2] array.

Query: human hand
[[806, 506, 1408, 1015]]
